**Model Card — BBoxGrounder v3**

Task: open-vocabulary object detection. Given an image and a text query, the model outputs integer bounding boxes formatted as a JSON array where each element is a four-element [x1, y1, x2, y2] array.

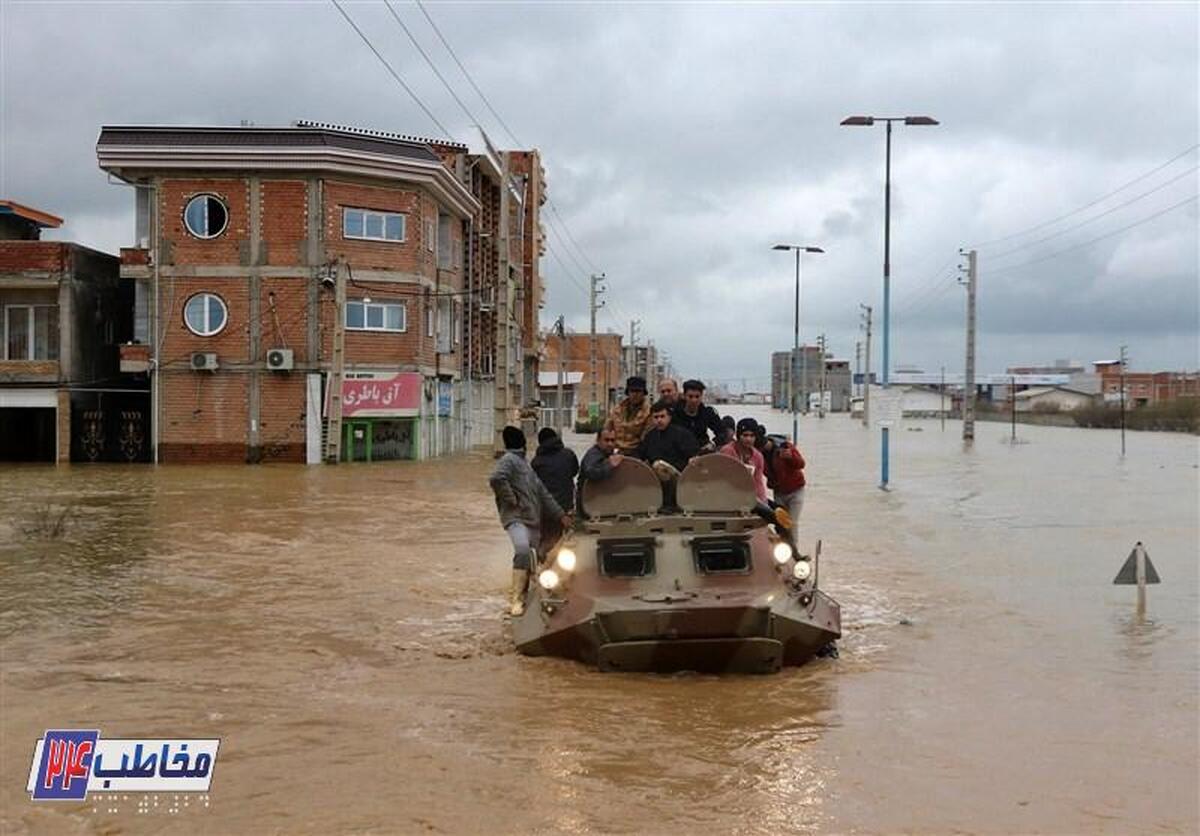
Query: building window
[[343, 208, 405, 243], [3, 305, 59, 360], [346, 300, 405, 332], [183, 194, 229, 239], [183, 293, 228, 337], [426, 306, 434, 338], [425, 219, 435, 252]]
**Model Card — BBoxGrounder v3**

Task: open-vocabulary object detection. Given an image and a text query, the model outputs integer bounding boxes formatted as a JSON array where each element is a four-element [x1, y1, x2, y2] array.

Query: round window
[[183, 194, 228, 239], [183, 293, 228, 337]]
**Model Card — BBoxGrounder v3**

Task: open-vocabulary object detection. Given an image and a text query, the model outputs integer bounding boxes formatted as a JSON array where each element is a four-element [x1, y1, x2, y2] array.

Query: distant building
[[1013, 386, 1096, 413], [541, 330, 624, 420], [0, 200, 132, 462], [771, 345, 825, 411], [1093, 361, 1199, 407]]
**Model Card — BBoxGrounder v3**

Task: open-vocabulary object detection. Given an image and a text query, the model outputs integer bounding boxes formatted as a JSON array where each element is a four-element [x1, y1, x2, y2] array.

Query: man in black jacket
[[577, 426, 623, 516], [672, 379, 728, 451], [531, 427, 578, 512], [637, 399, 700, 474], [531, 427, 578, 549]]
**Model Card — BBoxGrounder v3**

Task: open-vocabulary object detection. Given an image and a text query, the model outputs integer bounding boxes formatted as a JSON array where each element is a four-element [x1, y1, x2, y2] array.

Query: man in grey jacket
[[489, 426, 572, 616]]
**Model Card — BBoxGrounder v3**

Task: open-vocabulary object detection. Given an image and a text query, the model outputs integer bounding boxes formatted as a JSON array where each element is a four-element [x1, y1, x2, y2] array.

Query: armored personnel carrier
[[512, 454, 840, 673]]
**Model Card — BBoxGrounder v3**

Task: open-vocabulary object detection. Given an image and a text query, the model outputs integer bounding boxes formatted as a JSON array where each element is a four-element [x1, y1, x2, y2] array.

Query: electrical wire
[[413, 0, 524, 149], [981, 193, 1197, 279], [983, 164, 1198, 261], [329, 0, 452, 138], [968, 143, 1199, 249], [383, 0, 480, 129]]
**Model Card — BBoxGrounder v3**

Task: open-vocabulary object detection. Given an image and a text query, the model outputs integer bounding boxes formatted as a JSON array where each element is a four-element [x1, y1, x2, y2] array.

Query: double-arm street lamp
[[840, 114, 939, 490], [772, 244, 824, 444]]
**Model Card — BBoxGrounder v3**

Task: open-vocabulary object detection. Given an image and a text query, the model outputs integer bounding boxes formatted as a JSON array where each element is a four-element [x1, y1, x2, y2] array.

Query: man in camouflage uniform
[[605, 375, 651, 455]]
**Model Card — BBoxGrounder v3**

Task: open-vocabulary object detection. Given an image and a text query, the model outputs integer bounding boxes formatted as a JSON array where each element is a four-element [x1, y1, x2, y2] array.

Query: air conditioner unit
[[266, 348, 294, 371], [191, 352, 218, 372]]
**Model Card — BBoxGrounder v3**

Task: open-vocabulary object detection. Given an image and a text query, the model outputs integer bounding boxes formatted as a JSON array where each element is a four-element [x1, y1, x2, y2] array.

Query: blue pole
[[880, 119, 892, 490]]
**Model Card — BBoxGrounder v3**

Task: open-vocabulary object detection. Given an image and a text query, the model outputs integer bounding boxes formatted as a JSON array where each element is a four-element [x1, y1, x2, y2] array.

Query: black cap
[[736, 418, 758, 435], [502, 426, 526, 450], [626, 376, 647, 392], [537, 427, 558, 445]]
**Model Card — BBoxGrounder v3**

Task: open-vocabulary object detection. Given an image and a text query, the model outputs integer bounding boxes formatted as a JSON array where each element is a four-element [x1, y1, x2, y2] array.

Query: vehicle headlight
[[772, 542, 794, 565], [555, 548, 577, 573], [792, 560, 812, 581], [538, 569, 561, 590]]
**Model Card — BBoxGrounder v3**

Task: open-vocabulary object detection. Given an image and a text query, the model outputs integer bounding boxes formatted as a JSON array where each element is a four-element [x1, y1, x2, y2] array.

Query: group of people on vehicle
[[487, 375, 807, 616]]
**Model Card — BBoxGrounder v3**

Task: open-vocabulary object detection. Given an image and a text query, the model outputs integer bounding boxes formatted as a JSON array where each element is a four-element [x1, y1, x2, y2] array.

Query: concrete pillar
[[56, 389, 70, 463]]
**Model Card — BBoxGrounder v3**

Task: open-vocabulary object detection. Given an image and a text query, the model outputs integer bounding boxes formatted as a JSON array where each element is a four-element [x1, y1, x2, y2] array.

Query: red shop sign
[[337, 372, 422, 417]]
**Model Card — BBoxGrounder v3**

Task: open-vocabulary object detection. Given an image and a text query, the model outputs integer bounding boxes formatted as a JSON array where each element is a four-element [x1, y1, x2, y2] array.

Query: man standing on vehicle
[[673, 379, 728, 451], [489, 426, 573, 617], [605, 375, 652, 455], [657, 378, 681, 409]]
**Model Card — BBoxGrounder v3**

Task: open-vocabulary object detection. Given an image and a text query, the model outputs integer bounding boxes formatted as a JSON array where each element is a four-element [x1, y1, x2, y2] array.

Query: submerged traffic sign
[[1113, 543, 1161, 585]]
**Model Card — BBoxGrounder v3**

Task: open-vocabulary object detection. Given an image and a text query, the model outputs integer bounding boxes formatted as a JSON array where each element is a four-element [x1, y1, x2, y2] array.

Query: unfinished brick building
[[97, 122, 547, 463]]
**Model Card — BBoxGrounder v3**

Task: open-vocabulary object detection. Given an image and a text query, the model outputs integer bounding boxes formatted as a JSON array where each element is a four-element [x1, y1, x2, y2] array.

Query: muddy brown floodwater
[[1, 410, 1197, 835]]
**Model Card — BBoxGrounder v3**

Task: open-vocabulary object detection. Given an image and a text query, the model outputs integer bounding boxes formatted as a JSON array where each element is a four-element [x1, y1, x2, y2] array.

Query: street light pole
[[773, 244, 824, 443], [841, 114, 939, 490]]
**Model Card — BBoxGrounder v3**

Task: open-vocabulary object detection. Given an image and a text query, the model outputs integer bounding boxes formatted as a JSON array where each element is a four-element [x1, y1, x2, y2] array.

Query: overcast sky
[[2, 1, 1196, 388]]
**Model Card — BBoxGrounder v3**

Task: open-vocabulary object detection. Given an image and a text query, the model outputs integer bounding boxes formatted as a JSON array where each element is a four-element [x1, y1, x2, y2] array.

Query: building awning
[[538, 371, 583, 387], [0, 200, 62, 229]]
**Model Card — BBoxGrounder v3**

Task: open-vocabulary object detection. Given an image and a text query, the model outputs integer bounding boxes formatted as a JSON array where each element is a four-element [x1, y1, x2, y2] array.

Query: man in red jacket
[[764, 432, 806, 531]]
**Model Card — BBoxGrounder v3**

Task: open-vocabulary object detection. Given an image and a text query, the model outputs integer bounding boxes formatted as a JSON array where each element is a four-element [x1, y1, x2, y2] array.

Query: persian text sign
[[341, 373, 422, 417], [28, 731, 218, 799]]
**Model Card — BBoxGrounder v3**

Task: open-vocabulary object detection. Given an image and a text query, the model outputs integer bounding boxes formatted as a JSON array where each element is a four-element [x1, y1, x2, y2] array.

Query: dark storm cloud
[[1, 1, 1195, 384]]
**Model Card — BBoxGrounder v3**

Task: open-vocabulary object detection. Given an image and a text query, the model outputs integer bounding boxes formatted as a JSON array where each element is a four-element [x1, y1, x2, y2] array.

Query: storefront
[[338, 372, 422, 463]]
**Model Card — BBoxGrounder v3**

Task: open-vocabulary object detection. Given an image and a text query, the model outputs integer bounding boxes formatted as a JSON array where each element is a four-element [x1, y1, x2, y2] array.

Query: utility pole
[[960, 249, 978, 442], [817, 333, 828, 418], [323, 259, 346, 463], [1120, 344, 1128, 456], [629, 318, 641, 387], [855, 341, 862, 399], [1010, 374, 1017, 443], [860, 304, 872, 428], [940, 365, 946, 431], [589, 273, 605, 424], [554, 315, 566, 434]]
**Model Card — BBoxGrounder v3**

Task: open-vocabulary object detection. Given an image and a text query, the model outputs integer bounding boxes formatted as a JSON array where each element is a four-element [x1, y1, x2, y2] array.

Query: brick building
[[541, 330, 625, 420], [1094, 360, 1200, 407], [97, 123, 495, 463], [0, 200, 132, 462], [428, 131, 547, 451]]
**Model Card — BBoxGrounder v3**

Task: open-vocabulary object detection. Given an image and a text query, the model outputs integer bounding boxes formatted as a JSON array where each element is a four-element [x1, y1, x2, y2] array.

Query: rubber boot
[[509, 569, 529, 617]]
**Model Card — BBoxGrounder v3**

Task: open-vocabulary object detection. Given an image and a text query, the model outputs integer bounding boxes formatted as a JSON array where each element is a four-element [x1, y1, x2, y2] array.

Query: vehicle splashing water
[[1, 410, 1196, 834]]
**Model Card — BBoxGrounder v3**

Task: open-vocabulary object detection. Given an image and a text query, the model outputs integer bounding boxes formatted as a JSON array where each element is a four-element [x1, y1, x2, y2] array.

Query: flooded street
[[2, 410, 1197, 834]]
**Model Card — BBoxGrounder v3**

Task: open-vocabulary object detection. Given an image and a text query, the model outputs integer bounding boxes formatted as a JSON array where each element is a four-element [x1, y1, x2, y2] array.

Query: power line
[[413, 0, 524, 148], [547, 202, 600, 274], [985, 164, 1198, 261], [969, 143, 1199, 249], [329, 0, 451, 138], [383, 0, 480, 129], [983, 193, 1197, 278], [415, 0, 611, 308]]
